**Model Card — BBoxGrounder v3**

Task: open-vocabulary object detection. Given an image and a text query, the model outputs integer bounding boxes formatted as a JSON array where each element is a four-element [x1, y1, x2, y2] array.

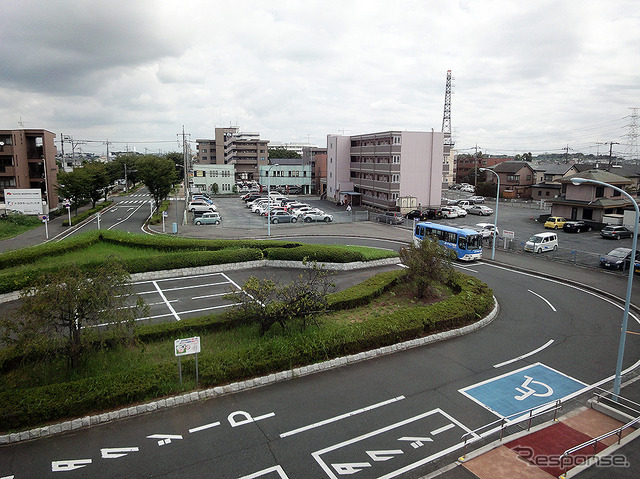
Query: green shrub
[[327, 269, 404, 310], [264, 244, 365, 263]]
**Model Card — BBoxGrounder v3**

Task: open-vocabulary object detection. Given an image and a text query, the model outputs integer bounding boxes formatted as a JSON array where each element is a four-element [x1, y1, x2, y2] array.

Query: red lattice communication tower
[[442, 70, 454, 152]]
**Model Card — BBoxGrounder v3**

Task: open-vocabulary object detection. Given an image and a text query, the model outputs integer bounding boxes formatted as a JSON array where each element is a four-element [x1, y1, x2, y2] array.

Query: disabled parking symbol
[[459, 363, 588, 418]]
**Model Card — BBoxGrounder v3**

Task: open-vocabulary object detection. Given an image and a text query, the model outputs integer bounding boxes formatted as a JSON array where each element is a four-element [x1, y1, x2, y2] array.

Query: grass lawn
[[0, 215, 42, 240]]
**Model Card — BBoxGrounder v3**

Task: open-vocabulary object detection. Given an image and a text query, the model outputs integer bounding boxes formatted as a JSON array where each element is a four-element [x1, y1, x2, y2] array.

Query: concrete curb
[[0, 295, 499, 445]]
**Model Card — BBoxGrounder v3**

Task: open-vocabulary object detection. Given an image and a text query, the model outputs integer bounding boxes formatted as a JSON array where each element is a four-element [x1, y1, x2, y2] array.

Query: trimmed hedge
[[0, 271, 494, 432], [264, 244, 366, 263], [327, 269, 403, 310]]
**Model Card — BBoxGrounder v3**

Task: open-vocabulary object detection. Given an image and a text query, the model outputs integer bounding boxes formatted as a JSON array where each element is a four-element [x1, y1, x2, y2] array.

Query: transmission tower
[[624, 108, 639, 163], [441, 70, 454, 153]]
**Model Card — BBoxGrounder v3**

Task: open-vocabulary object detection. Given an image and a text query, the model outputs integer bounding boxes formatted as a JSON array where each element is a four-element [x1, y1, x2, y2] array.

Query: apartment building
[[302, 146, 327, 196], [0, 129, 59, 211], [195, 127, 269, 182], [326, 131, 443, 210]]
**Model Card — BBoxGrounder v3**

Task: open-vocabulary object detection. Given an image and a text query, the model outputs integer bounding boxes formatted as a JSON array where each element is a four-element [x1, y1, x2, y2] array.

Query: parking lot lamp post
[[267, 164, 278, 236], [572, 177, 638, 401], [480, 168, 499, 260]]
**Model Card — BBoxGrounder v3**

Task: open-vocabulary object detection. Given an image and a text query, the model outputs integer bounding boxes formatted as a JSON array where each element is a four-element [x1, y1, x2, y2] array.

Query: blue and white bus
[[413, 221, 483, 261]]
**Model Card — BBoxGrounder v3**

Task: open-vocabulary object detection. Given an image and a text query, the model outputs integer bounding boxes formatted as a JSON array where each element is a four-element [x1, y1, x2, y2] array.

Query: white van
[[524, 232, 558, 254]]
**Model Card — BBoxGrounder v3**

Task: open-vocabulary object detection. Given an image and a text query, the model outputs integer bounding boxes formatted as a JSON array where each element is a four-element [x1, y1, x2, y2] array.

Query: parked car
[[376, 211, 404, 224], [544, 216, 567, 230], [291, 206, 319, 217], [440, 206, 458, 218], [269, 211, 297, 223], [524, 232, 558, 253], [600, 247, 636, 271], [302, 211, 333, 223], [243, 193, 262, 203], [406, 209, 428, 220], [600, 225, 633, 240], [194, 212, 222, 225], [467, 205, 494, 216], [460, 185, 475, 193], [563, 220, 592, 233], [450, 206, 468, 217], [424, 207, 443, 219], [455, 200, 472, 209], [469, 196, 485, 204], [475, 222, 499, 238], [188, 201, 217, 213]]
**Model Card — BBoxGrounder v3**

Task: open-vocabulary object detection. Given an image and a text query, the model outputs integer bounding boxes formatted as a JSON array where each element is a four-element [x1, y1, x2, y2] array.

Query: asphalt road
[[2, 251, 638, 478]]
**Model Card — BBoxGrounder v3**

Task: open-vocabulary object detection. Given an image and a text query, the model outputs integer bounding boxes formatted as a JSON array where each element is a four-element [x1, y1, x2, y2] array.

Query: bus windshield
[[459, 234, 482, 251]]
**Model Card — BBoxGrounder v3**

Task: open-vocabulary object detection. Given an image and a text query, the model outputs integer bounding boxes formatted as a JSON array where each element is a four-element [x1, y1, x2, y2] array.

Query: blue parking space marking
[[459, 363, 588, 418]]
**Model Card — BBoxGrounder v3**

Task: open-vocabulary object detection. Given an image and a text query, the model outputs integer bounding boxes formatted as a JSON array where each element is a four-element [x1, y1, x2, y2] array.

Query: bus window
[[458, 236, 467, 250]]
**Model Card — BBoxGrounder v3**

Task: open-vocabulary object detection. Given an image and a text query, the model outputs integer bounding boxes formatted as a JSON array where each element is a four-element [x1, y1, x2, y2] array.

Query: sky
[[1, 0, 639, 159]]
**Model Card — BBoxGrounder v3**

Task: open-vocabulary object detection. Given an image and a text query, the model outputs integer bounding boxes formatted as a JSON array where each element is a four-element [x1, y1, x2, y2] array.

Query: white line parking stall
[[312, 409, 472, 479]]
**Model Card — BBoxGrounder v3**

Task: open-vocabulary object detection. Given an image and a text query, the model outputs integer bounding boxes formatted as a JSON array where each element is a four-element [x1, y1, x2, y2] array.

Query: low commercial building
[[191, 164, 236, 194]]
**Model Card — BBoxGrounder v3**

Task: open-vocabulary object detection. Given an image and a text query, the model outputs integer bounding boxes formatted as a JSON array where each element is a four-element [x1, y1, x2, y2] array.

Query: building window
[[507, 175, 520, 181], [595, 186, 605, 198], [612, 189, 621, 197]]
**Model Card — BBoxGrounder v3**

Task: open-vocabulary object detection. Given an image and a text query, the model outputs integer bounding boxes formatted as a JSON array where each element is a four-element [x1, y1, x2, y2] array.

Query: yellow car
[[544, 216, 567, 229]]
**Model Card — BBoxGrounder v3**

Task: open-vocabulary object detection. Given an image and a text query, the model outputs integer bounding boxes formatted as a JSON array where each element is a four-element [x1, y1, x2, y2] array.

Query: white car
[[302, 211, 333, 223], [440, 207, 458, 218], [188, 201, 217, 213], [475, 222, 499, 238], [450, 206, 468, 217], [292, 206, 320, 217]]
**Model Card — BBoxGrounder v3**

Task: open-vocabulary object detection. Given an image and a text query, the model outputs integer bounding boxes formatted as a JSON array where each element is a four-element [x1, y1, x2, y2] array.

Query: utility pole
[[607, 141, 620, 168], [178, 126, 191, 225], [104, 139, 112, 162]]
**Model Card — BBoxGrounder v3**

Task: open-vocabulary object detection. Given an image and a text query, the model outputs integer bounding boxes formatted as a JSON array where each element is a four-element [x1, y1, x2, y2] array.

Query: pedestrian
[[346, 204, 352, 212]]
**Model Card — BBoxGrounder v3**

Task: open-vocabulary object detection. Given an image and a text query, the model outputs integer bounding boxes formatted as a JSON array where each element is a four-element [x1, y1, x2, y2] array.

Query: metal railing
[[459, 399, 563, 461], [558, 392, 640, 478]]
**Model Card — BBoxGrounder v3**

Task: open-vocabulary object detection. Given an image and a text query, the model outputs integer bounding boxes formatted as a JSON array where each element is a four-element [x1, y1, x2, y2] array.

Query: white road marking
[[431, 423, 455, 435], [528, 289, 557, 311], [189, 421, 221, 433], [101, 447, 139, 459], [280, 396, 405, 438], [493, 340, 555, 368], [153, 281, 181, 321], [51, 459, 92, 472], [238, 465, 290, 479], [192, 292, 231, 300]]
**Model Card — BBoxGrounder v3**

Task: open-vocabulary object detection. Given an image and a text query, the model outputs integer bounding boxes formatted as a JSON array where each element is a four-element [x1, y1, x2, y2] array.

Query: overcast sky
[[1, 0, 639, 158]]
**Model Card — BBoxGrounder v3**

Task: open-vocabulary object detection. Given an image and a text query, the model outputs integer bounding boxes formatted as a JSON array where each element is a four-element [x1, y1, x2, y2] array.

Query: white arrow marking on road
[[431, 423, 455, 435], [146, 434, 183, 446], [331, 463, 372, 475], [101, 447, 140, 459], [51, 459, 92, 472], [1, 475, 15, 478], [366, 450, 404, 461], [228, 410, 275, 428]]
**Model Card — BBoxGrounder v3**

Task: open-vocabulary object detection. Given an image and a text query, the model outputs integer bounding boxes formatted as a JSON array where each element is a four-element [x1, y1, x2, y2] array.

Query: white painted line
[[493, 340, 555, 368], [238, 465, 290, 479], [528, 289, 557, 312], [280, 396, 405, 438], [134, 272, 225, 285], [431, 423, 455, 436], [108, 201, 146, 230], [189, 421, 221, 433], [153, 281, 181, 321], [192, 292, 229, 300]]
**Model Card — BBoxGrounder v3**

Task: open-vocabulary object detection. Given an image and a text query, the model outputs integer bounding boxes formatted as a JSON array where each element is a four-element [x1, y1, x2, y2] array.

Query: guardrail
[[459, 398, 563, 461]]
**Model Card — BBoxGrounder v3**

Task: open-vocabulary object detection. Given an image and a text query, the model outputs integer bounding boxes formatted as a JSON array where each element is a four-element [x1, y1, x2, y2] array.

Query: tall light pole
[[266, 163, 278, 236], [572, 177, 638, 401], [480, 168, 499, 260]]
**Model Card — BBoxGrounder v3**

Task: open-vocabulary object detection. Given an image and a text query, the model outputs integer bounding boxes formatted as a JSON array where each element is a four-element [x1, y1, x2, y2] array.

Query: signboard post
[[174, 337, 201, 386], [40, 215, 49, 239], [162, 211, 168, 232], [65, 203, 71, 226], [5, 189, 43, 215], [503, 230, 515, 249]]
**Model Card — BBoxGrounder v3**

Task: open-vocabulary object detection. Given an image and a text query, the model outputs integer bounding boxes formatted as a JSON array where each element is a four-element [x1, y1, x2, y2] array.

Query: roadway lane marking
[[108, 200, 147, 230], [527, 289, 557, 311], [238, 465, 290, 479], [493, 340, 555, 368], [280, 396, 405, 438], [192, 292, 230, 300], [189, 421, 221, 433], [153, 281, 181, 321]]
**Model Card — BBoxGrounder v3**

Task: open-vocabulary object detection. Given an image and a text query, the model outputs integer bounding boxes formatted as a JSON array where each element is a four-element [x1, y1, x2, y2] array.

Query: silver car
[[194, 212, 222, 225]]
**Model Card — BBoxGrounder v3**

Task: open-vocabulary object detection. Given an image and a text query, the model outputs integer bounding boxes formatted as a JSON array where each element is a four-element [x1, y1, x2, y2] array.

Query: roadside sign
[[503, 230, 515, 239], [5, 189, 43, 215], [174, 337, 201, 357], [162, 211, 168, 217]]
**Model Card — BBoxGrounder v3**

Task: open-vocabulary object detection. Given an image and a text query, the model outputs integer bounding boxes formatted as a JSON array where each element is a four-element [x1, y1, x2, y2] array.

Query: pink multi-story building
[[326, 131, 443, 210]]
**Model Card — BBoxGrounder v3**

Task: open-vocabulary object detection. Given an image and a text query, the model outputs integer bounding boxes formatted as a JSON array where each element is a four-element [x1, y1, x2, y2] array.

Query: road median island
[[0, 232, 494, 438]]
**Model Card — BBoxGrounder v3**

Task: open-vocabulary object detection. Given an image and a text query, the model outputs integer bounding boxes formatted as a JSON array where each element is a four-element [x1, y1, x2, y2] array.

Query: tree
[[515, 152, 533, 162], [137, 155, 178, 210], [2, 259, 146, 369], [398, 237, 455, 299], [83, 162, 110, 207], [106, 154, 140, 189], [211, 183, 219, 194], [268, 148, 301, 159], [56, 168, 90, 215], [225, 261, 334, 335]]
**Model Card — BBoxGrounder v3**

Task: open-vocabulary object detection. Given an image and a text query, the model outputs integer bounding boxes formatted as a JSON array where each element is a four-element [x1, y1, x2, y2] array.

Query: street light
[[266, 163, 279, 236], [571, 177, 638, 401], [480, 168, 499, 260]]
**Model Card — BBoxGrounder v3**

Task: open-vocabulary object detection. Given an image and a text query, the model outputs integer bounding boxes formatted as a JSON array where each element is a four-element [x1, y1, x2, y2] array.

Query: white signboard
[[5, 189, 43, 215], [174, 337, 201, 357], [502, 230, 515, 239]]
